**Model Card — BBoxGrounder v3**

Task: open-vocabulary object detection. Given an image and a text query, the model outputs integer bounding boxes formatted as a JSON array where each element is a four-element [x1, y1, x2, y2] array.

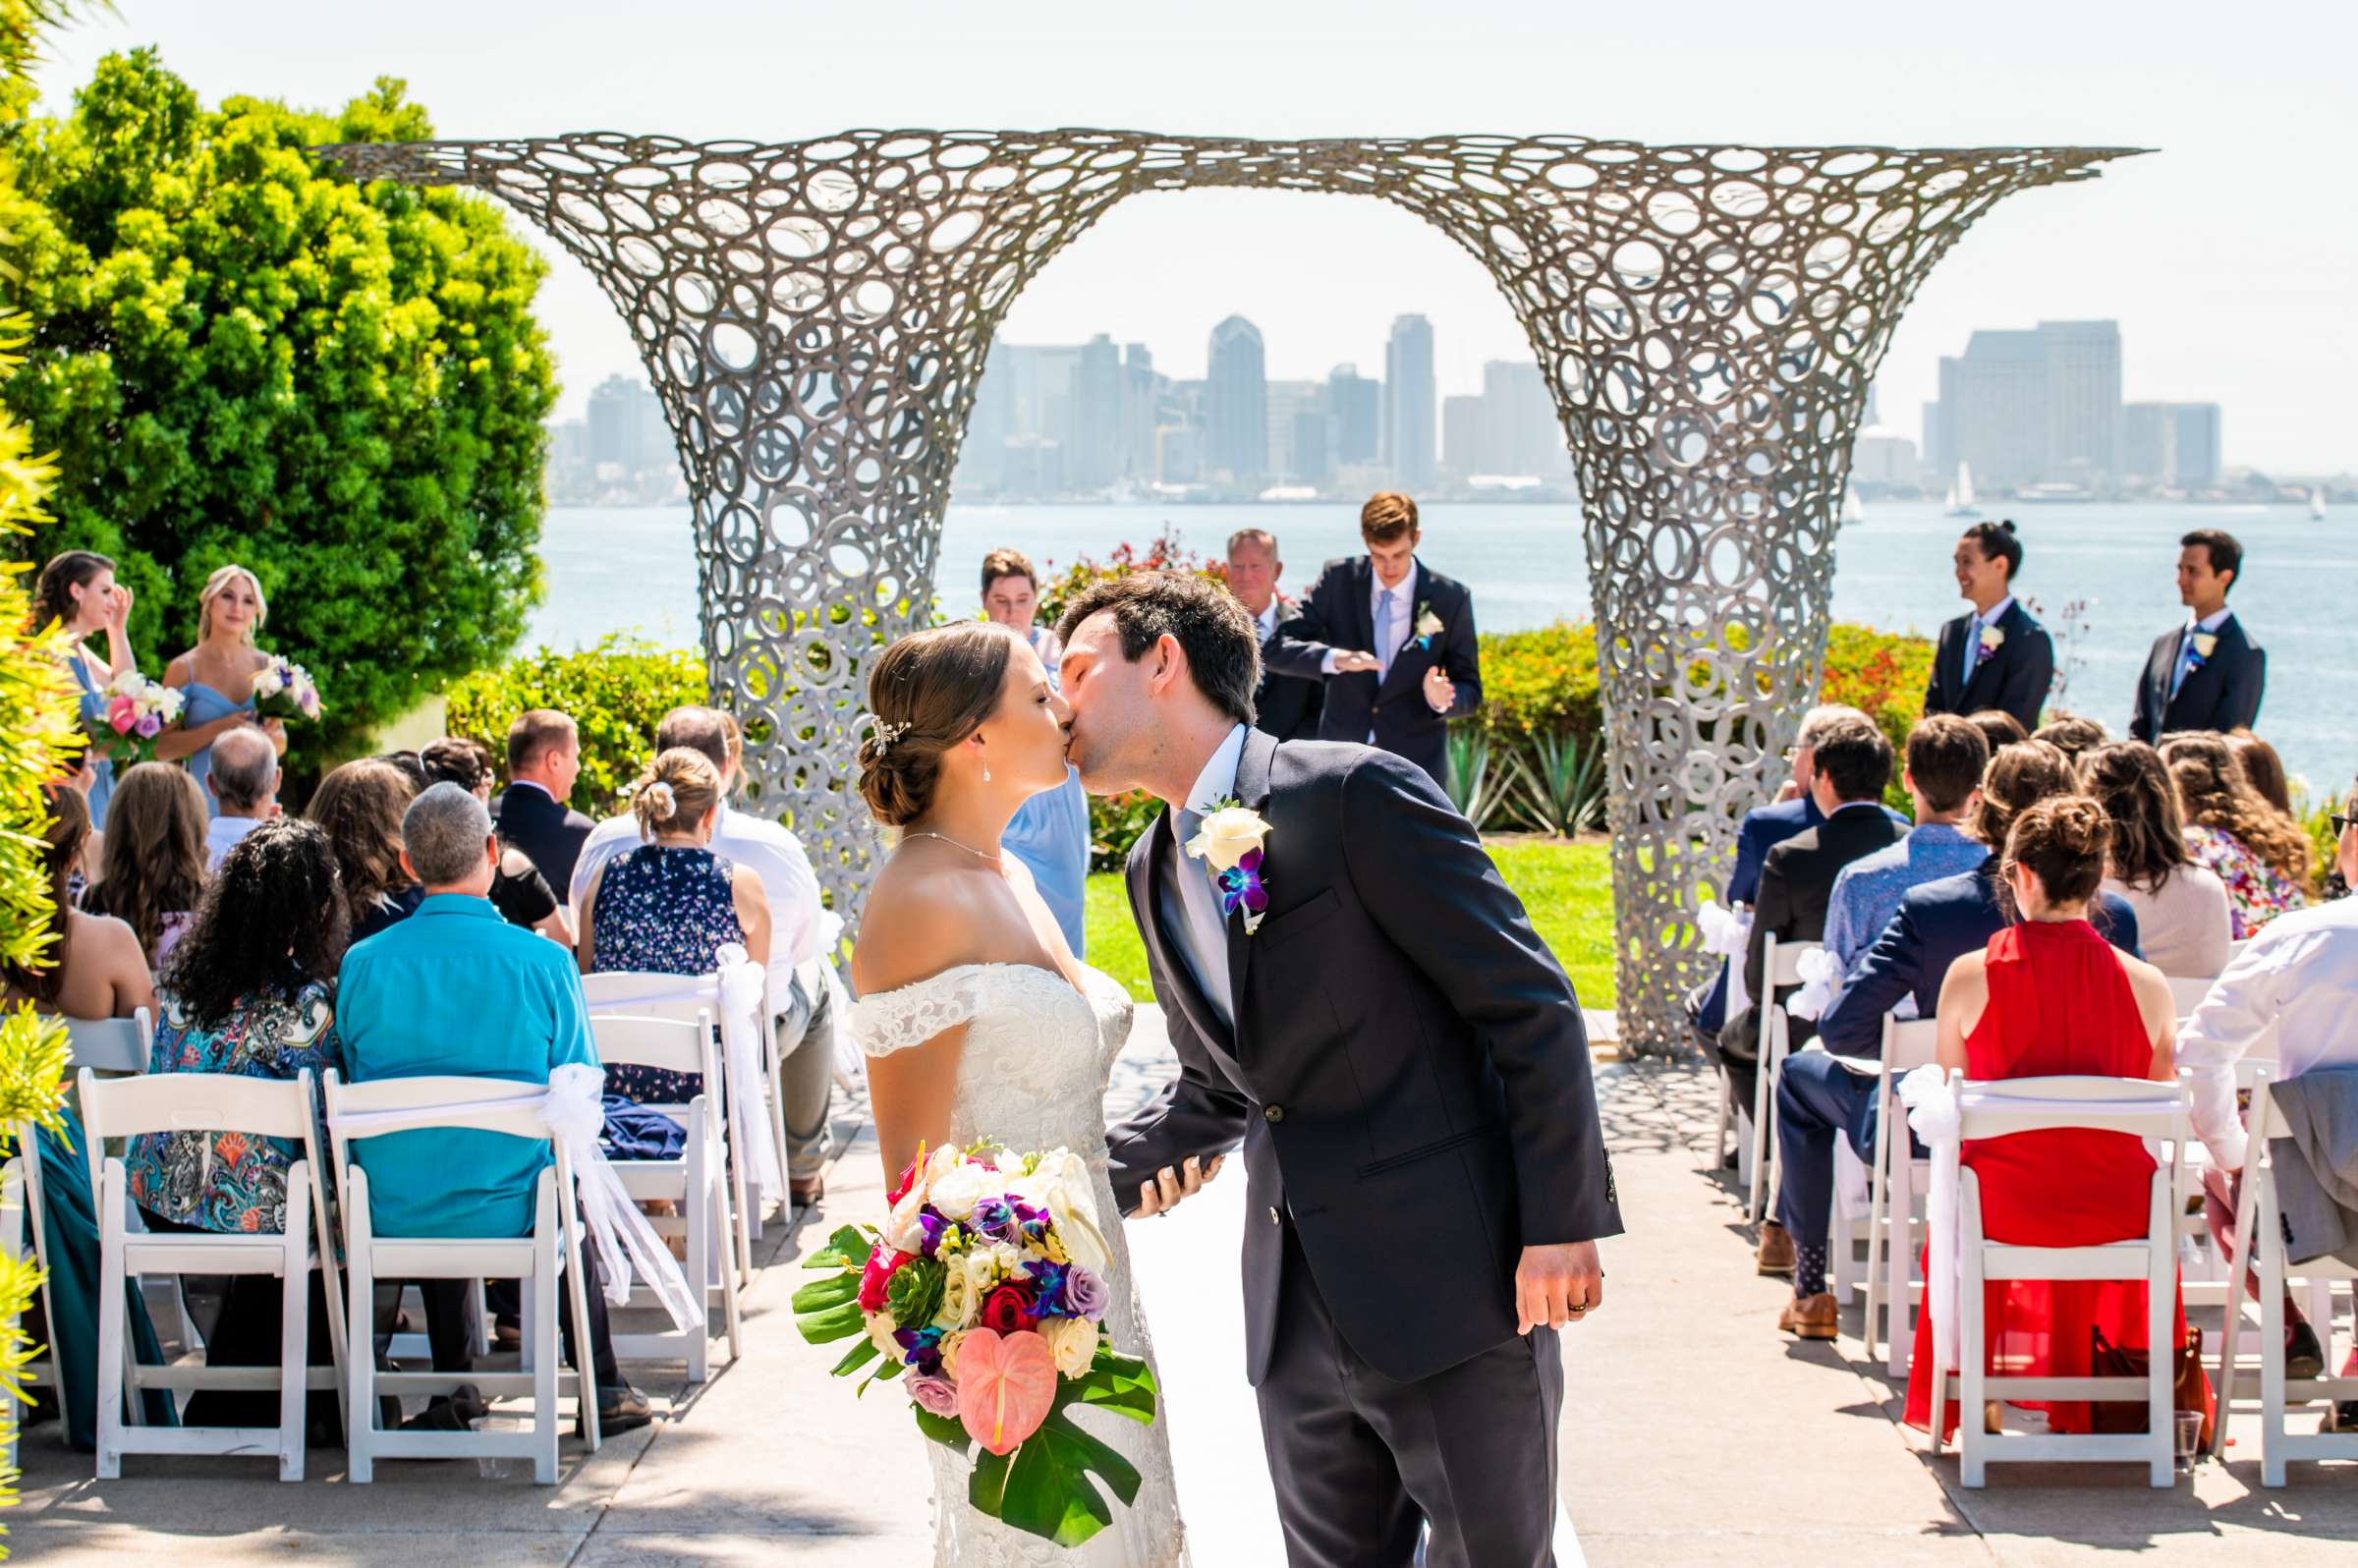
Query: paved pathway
[[13, 1013, 2358, 1563]]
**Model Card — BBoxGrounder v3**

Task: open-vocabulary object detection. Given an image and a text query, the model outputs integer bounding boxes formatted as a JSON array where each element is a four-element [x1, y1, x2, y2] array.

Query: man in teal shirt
[[335, 782, 647, 1431]]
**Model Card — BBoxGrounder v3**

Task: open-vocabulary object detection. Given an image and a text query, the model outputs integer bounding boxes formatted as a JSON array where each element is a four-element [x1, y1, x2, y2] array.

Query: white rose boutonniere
[[1414, 600, 1445, 649], [1975, 624, 2004, 664], [1184, 797, 1272, 933], [2190, 632, 2218, 660]]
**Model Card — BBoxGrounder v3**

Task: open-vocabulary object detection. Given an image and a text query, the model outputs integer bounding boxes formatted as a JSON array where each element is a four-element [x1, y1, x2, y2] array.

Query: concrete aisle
[[13, 1014, 2358, 1564]]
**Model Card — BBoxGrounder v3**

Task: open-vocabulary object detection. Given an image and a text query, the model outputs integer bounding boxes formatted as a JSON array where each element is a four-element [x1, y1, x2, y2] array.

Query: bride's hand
[[1135, 1153, 1223, 1218]]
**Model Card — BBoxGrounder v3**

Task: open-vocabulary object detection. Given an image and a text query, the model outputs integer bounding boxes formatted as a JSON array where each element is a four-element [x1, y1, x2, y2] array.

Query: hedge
[[444, 635, 708, 814]]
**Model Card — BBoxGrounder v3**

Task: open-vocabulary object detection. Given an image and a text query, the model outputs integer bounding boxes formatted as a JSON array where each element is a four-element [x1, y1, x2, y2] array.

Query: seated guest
[[83, 760, 209, 971], [421, 736, 569, 944], [202, 724, 279, 869], [2161, 731, 2309, 937], [571, 706, 833, 1201], [494, 708, 594, 892], [1717, 713, 1899, 1112], [2079, 741, 2233, 978], [309, 757, 422, 942], [2031, 711, 2107, 763], [1898, 797, 2184, 1440], [2225, 727, 2295, 816], [2178, 777, 2358, 1388], [1820, 714, 1992, 983], [1922, 520, 2052, 734], [1965, 709, 2029, 756], [124, 817, 345, 1432], [1688, 703, 1882, 1043], [576, 747, 772, 1108], [1, 786, 172, 1448], [333, 783, 648, 1432]]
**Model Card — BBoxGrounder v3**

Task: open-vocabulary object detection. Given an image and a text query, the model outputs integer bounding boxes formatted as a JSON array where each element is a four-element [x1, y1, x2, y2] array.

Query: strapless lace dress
[[851, 962, 1190, 1568]]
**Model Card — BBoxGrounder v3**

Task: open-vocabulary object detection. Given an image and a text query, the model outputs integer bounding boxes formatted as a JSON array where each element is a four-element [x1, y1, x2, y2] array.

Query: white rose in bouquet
[[1039, 1315, 1100, 1377]]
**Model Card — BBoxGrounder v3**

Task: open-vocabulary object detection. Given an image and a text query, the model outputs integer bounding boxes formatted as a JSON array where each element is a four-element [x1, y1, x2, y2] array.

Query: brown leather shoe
[[1778, 1292, 1838, 1340], [1756, 1220, 1795, 1276], [790, 1173, 825, 1207]]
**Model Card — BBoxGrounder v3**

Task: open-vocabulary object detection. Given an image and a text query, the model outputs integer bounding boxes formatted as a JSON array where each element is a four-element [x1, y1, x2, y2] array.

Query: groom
[[1056, 572, 1620, 1568]]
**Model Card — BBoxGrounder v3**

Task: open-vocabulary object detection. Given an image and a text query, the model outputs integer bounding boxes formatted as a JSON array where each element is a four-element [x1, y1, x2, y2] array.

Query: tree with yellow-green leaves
[[0, 0, 91, 1537]]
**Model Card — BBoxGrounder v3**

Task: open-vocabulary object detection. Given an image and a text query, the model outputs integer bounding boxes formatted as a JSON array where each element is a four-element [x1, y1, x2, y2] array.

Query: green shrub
[[1034, 530, 1226, 635], [444, 635, 707, 815]]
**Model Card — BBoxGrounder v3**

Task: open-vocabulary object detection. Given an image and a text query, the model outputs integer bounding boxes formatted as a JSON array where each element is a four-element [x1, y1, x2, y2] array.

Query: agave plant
[[1516, 726, 1607, 836], [1444, 724, 1527, 831]]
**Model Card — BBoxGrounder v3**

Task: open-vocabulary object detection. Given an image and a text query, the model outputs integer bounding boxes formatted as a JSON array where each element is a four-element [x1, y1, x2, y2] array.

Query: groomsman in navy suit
[[2129, 528, 2266, 743], [1922, 520, 2053, 736], [1263, 491, 1481, 788], [1224, 527, 1322, 744]]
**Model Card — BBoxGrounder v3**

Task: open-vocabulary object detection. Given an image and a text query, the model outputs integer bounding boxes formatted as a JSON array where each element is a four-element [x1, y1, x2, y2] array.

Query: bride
[[849, 620, 1218, 1568]]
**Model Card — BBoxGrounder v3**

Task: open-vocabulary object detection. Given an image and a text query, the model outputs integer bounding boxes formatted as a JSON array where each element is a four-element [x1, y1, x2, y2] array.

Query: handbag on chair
[[2089, 1323, 2215, 1451]]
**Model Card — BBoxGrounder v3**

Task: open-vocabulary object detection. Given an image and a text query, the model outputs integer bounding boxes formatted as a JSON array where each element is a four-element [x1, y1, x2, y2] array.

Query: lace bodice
[[851, 962, 1137, 1158], [850, 962, 1185, 1568]]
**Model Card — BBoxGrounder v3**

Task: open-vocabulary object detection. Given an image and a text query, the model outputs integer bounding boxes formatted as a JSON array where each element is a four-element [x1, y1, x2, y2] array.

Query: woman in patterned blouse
[[125, 816, 348, 1431], [577, 746, 771, 1105], [2161, 732, 2312, 938]]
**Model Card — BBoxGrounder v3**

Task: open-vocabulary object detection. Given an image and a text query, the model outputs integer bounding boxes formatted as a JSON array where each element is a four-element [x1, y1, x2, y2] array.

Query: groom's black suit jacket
[[1106, 726, 1622, 1387]]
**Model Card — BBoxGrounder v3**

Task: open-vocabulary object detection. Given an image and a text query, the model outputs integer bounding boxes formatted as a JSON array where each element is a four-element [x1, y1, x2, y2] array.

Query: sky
[[31, 1, 2358, 473]]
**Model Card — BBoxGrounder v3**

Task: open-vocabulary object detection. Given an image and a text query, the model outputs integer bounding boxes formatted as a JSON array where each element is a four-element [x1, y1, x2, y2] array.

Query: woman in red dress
[[1905, 795, 2182, 1437]]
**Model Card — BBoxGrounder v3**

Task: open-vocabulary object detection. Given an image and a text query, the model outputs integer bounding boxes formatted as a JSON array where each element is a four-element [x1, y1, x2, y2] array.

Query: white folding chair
[[65, 1009, 153, 1076], [590, 1013, 740, 1379], [2214, 1073, 2358, 1484], [80, 1067, 348, 1481], [1746, 934, 1819, 1223], [1926, 1073, 2190, 1488], [324, 1072, 601, 1484], [584, 972, 761, 1276], [1861, 1016, 1941, 1370], [2164, 974, 2218, 1022], [0, 1151, 55, 1479]]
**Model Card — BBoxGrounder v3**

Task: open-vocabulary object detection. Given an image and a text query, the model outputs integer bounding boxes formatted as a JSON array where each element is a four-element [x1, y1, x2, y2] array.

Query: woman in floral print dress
[[2161, 733, 2312, 937]]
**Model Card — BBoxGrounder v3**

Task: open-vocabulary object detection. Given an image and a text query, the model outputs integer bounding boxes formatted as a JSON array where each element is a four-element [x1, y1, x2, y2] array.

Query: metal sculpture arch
[[322, 129, 2132, 1052]]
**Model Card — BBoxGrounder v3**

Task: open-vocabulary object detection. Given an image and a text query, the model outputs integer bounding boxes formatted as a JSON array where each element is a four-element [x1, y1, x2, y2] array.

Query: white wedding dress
[[852, 961, 1191, 1568]]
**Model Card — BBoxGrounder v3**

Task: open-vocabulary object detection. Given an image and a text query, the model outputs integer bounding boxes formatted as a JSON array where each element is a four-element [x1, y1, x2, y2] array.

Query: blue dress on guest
[[1002, 626, 1091, 957], [69, 654, 114, 829], [590, 844, 745, 1106], [180, 679, 256, 820]]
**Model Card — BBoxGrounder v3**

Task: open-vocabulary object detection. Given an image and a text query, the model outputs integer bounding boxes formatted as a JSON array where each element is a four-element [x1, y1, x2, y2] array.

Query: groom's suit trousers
[[1259, 1222, 1563, 1568]]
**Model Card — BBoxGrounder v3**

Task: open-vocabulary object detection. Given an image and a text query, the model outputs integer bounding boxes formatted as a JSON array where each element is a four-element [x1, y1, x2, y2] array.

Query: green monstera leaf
[[959, 1344, 1161, 1546]]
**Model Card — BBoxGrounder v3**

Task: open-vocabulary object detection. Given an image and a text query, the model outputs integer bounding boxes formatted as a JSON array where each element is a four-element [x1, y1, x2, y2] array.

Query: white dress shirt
[[2176, 896, 2358, 1169], [1252, 597, 1281, 644], [1154, 722, 1249, 1033], [205, 812, 265, 871], [570, 801, 831, 967], [1959, 594, 2014, 688], [1319, 560, 1421, 677]]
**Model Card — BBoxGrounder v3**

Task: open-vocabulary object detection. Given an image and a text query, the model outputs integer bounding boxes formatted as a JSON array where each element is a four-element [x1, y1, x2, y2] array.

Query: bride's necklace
[[904, 829, 1004, 867]]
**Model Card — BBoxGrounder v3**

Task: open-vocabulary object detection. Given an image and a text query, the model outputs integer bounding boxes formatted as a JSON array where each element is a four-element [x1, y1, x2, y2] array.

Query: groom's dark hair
[[1056, 572, 1260, 727]]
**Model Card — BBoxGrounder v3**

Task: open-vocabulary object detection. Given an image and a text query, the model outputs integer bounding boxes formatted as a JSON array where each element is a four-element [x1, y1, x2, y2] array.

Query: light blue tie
[[1961, 613, 1982, 688], [1376, 588, 1399, 679], [1169, 808, 1235, 1031]]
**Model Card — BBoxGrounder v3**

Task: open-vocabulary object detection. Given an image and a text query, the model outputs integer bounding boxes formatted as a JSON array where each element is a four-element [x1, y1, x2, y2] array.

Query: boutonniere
[[1413, 600, 1445, 650], [1184, 797, 1271, 933], [2190, 631, 2218, 662], [1975, 624, 2004, 664]]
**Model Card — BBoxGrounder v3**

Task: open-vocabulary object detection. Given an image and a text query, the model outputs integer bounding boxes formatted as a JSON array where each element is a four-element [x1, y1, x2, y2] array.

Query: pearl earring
[[983, 761, 991, 783]]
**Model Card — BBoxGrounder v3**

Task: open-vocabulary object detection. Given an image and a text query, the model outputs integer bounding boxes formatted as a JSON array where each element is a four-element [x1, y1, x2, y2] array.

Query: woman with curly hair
[[2079, 741, 2235, 977], [307, 756, 421, 942], [122, 816, 347, 1430], [82, 761, 210, 971], [2161, 731, 2311, 937]]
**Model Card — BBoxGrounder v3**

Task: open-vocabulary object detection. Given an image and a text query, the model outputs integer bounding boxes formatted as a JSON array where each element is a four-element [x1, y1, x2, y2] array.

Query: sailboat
[[1944, 461, 1980, 518], [2310, 486, 2328, 521], [1840, 480, 1866, 526]]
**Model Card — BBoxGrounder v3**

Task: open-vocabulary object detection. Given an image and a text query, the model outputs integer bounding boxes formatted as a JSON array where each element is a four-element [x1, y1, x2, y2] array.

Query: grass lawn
[[1083, 834, 1616, 1009]]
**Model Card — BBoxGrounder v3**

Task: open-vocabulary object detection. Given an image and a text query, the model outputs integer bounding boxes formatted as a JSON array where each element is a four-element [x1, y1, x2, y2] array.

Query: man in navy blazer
[[1923, 520, 2054, 735], [2129, 529, 2265, 743], [1263, 491, 1480, 788], [491, 708, 594, 893]]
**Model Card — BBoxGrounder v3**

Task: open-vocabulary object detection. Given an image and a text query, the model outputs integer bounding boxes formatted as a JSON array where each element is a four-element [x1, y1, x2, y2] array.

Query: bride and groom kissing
[[848, 571, 1621, 1567]]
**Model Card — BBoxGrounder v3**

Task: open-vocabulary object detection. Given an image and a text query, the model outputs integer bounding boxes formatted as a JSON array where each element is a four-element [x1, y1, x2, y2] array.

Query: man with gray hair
[[571, 704, 840, 1205], [204, 724, 280, 869], [335, 782, 651, 1434]]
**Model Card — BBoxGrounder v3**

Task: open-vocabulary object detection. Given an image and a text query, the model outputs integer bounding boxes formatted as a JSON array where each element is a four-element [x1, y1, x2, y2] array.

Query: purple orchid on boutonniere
[[1974, 623, 2005, 666], [1413, 599, 1445, 651], [1185, 796, 1271, 933]]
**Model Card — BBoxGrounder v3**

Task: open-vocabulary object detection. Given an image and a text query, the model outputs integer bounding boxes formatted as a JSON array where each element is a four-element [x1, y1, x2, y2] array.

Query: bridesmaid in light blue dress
[[35, 550, 139, 832], [981, 549, 1091, 957], [158, 565, 287, 818]]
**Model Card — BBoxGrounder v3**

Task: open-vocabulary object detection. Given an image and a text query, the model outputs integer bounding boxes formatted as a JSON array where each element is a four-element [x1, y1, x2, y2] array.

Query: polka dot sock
[[1794, 1241, 1829, 1302]]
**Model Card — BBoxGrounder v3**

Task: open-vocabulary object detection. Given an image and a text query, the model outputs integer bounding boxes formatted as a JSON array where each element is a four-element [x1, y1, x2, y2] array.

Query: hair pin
[[873, 718, 912, 754]]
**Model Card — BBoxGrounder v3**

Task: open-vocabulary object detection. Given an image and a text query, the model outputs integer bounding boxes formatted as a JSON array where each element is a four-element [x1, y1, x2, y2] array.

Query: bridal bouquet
[[251, 658, 322, 723], [795, 1143, 1160, 1548], [88, 670, 185, 766]]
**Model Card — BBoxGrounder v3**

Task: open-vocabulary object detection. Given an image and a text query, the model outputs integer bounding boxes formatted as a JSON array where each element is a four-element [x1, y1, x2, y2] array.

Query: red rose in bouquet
[[859, 1246, 914, 1314], [980, 1283, 1039, 1334]]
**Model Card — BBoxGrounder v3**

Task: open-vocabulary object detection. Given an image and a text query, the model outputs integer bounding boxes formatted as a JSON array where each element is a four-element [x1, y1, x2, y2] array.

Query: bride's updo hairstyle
[[631, 746, 723, 842], [2001, 794, 2110, 911], [857, 621, 1019, 827]]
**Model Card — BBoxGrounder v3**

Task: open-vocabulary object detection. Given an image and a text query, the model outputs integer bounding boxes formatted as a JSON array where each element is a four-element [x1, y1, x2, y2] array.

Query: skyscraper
[[1482, 360, 1568, 476], [2124, 401, 2224, 488], [1934, 319, 2124, 492], [1070, 334, 1122, 491], [1383, 314, 1436, 490], [1441, 395, 1488, 476], [1327, 364, 1381, 466], [1206, 315, 1268, 482], [1265, 380, 1323, 483], [2039, 320, 2122, 484], [2170, 403, 2222, 488]]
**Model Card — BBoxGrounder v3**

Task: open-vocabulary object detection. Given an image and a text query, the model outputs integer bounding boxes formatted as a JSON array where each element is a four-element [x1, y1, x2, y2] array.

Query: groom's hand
[[1515, 1241, 1603, 1333], [1134, 1153, 1224, 1218]]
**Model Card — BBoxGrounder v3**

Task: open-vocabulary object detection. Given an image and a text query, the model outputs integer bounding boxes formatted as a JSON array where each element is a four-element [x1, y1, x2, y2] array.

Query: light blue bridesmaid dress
[[69, 654, 114, 830], [1000, 625, 1092, 958], [179, 679, 257, 819]]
